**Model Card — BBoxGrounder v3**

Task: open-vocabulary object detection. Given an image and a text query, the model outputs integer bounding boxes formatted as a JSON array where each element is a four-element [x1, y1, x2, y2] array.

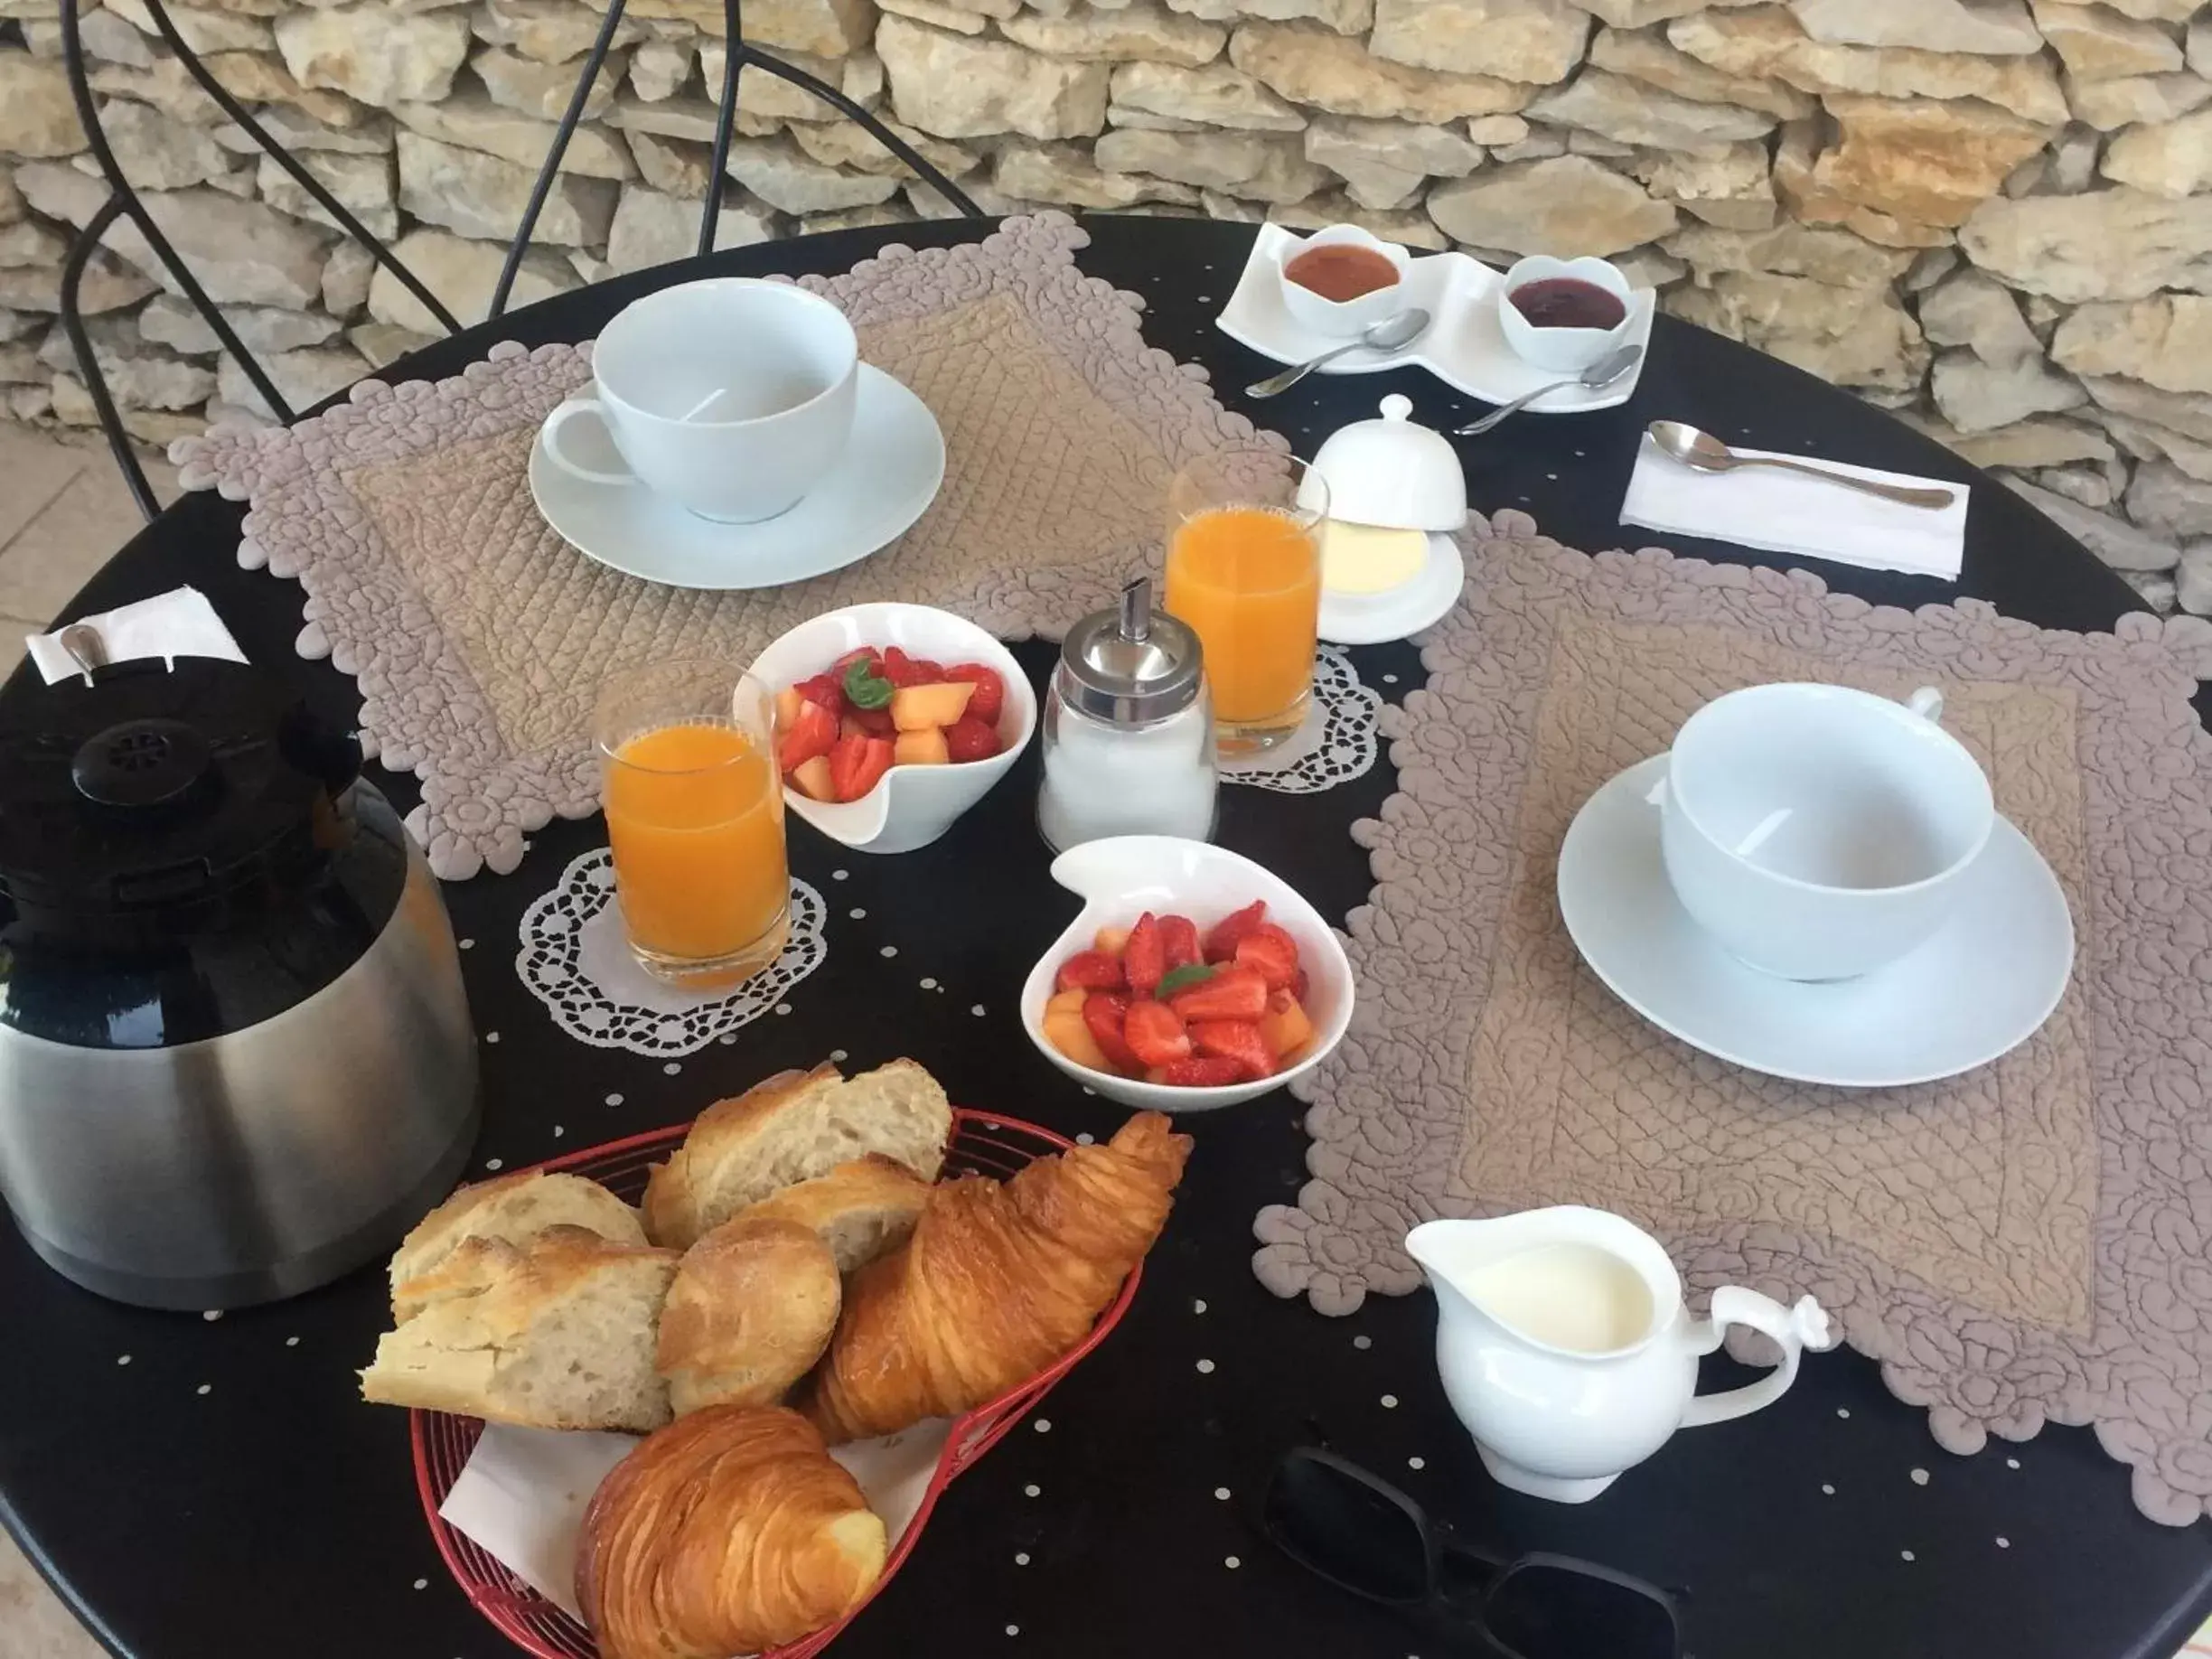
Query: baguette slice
[[361, 1226, 680, 1431], [735, 1156, 933, 1275], [642, 1060, 951, 1250], [388, 1170, 644, 1318], [657, 1218, 841, 1417]]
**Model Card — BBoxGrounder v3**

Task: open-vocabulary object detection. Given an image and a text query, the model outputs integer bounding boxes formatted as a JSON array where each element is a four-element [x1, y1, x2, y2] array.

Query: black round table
[[4, 215, 2207, 1659]]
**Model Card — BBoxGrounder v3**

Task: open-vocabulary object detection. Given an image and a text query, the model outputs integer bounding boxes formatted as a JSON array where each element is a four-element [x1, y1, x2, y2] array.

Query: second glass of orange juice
[[1164, 449, 1326, 755], [595, 662, 790, 990]]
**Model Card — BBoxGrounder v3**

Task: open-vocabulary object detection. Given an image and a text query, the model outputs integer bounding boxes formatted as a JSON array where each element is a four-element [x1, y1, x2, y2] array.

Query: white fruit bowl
[[747, 603, 1036, 855], [1019, 836, 1355, 1113]]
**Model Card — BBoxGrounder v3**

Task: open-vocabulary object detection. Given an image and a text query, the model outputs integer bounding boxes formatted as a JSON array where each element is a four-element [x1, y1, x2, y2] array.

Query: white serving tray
[[1217, 224, 1655, 415]]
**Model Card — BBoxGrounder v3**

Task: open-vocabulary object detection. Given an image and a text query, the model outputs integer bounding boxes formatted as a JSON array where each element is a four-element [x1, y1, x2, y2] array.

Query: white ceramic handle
[[1906, 686, 1943, 721], [1678, 1290, 1832, 1429], [541, 398, 635, 487]]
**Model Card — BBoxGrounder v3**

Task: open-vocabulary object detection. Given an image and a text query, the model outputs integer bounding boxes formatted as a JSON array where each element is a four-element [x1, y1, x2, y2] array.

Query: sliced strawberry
[[1054, 950, 1125, 992], [775, 699, 837, 775], [943, 716, 1000, 764], [832, 646, 881, 674], [1159, 1054, 1248, 1088], [1189, 1018, 1274, 1081], [1083, 990, 1142, 1073], [1124, 911, 1166, 997], [1204, 899, 1270, 963], [912, 658, 948, 681], [1168, 964, 1269, 1022], [793, 671, 847, 716], [878, 646, 930, 689], [845, 703, 896, 738], [1234, 923, 1301, 990], [1122, 998, 1191, 1068], [1159, 914, 1201, 974], [829, 733, 895, 803], [944, 662, 1006, 726]]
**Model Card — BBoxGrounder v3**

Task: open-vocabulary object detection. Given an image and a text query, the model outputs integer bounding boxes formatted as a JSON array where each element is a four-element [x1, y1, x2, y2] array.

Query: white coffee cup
[[542, 277, 858, 523], [1653, 683, 1994, 981]]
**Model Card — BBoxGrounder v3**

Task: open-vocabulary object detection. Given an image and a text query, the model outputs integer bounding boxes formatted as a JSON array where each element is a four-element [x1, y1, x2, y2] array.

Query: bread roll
[[388, 1170, 643, 1318], [361, 1226, 679, 1431], [577, 1405, 886, 1659], [657, 1218, 840, 1416], [734, 1155, 932, 1274], [642, 1060, 951, 1249]]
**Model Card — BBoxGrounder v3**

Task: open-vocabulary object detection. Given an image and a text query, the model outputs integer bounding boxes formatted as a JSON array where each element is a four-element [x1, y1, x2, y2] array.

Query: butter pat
[[1320, 519, 1428, 595]]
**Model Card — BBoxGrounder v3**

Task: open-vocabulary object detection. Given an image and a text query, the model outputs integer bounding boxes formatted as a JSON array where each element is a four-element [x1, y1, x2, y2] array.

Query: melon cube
[[889, 681, 975, 733]]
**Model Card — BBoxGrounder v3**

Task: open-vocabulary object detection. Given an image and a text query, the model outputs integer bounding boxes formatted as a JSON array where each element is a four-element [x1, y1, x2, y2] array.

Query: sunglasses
[[1262, 1448, 1682, 1659]]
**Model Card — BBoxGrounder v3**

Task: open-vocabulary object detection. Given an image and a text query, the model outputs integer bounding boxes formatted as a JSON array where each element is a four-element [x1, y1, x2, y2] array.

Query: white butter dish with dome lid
[[1299, 394, 1469, 646]]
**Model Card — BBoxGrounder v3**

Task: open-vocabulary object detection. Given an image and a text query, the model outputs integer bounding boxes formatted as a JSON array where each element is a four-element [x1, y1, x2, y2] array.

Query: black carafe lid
[[0, 658, 361, 945]]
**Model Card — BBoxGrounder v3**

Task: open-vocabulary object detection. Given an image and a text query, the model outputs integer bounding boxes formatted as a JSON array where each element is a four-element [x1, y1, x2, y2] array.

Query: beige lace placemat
[[1254, 511, 2212, 1525], [171, 215, 1272, 877]]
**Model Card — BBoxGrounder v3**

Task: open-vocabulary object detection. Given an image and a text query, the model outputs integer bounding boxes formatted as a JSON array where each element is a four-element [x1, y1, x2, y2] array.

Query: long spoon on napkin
[[1647, 421, 1958, 510]]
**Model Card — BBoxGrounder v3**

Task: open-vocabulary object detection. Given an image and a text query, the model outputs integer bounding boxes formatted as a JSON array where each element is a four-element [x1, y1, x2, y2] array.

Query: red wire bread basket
[[410, 1108, 1140, 1659]]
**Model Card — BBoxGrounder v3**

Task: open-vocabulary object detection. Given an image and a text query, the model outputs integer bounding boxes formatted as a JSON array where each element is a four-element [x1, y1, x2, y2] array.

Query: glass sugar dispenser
[[1038, 576, 1218, 852]]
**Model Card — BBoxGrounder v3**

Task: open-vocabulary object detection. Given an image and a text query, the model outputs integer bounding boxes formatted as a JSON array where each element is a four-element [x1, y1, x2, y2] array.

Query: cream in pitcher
[[1406, 1207, 1832, 1504]]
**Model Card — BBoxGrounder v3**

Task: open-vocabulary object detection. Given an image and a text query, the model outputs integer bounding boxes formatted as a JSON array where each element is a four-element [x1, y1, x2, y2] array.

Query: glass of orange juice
[[595, 661, 790, 990], [1164, 449, 1326, 756]]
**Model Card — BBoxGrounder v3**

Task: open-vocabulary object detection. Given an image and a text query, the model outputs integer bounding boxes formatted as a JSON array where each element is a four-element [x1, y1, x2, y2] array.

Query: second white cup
[[544, 277, 858, 523], [1654, 682, 1994, 981]]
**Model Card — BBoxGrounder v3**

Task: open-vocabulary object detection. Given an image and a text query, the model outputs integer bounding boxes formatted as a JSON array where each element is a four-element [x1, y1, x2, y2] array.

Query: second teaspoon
[[1245, 308, 1432, 398], [1646, 420, 1959, 510]]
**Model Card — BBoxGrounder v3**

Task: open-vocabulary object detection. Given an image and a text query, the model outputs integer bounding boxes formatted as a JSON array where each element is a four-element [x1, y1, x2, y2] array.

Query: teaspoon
[[1453, 343, 1644, 436], [1646, 420, 1958, 510], [1245, 308, 1432, 398]]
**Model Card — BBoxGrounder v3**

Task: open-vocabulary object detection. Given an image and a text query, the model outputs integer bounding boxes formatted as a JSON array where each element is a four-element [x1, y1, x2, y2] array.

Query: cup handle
[[1906, 686, 1944, 721], [1677, 1290, 1832, 1429], [541, 398, 635, 487]]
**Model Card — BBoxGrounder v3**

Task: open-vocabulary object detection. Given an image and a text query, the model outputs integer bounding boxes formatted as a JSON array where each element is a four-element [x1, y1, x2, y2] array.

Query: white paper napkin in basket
[[24, 586, 247, 684], [1620, 435, 1969, 580], [440, 1419, 952, 1622]]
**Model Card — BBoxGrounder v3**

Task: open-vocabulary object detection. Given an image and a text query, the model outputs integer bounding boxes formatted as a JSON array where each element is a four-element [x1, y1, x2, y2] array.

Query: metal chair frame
[[53, 0, 983, 522]]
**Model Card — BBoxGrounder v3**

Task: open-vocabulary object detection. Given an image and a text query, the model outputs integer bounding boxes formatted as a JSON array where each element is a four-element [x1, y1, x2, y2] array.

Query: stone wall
[[2, 0, 2210, 609]]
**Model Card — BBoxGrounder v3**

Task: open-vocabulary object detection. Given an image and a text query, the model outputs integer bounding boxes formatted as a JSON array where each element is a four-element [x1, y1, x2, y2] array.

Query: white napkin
[[1619, 435, 1968, 581], [439, 1418, 952, 1622], [25, 586, 248, 684]]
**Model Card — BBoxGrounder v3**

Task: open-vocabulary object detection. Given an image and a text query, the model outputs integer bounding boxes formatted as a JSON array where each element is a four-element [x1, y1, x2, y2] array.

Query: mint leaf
[[1157, 963, 1215, 998], [843, 657, 894, 709]]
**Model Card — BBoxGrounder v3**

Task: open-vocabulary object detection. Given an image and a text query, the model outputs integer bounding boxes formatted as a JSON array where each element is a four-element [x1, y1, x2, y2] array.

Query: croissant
[[801, 1111, 1193, 1443], [576, 1405, 886, 1659]]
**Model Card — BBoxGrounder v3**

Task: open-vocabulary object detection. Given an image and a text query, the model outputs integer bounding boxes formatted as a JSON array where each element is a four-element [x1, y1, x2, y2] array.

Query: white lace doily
[[516, 848, 829, 1055], [1218, 647, 1382, 795]]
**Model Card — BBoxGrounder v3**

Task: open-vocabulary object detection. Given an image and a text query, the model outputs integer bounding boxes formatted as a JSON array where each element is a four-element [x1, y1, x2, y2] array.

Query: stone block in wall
[[2179, 543, 2212, 615], [1626, 141, 1774, 230], [0, 52, 85, 158], [1786, 0, 2043, 56], [91, 97, 250, 192], [36, 321, 216, 409], [366, 224, 577, 332], [1526, 66, 1773, 151], [1664, 218, 1915, 286], [1167, 0, 1373, 34], [473, 42, 627, 118], [397, 129, 617, 245], [1917, 268, 2040, 367], [48, 373, 208, 443], [213, 107, 394, 156], [1228, 21, 1532, 121], [2005, 473, 2179, 568], [1667, 269, 1927, 392], [1960, 190, 2212, 304], [2103, 108, 2212, 200], [721, 134, 901, 211], [321, 240, 374, 316], [1304, 113, 1482, 211], [693, 49, 883, 121], [1092, 126, 1328, 201], [2052, 296, 2212, 394], [348, 322, 437, 369], [473, 0, 643, 64], [2081, 376, 2212, 445], [1427, 152, 1674, 256], [2103, 413, 2212, 483], [1768, 117, 1948, 249], [1489, 127, 1566, 160], [2030, 0, 2183, 82], [1815, 94, 2051, 231], [0, 250, 155, 314], [879, 0, 989, 36], [258, 149, 398, 239], [627, 39, 690, 99], [138, 294, 342, 355], [1368, 0, 1589, 86], [1931, 348, 2086, 433], [1586, 24, 1814, 121], [91, 50, 369, 127], [2067, 70, 2212, 130], [0, 221, 68, 269], [604, 184, 776, 273], [1666, 6, 2068, 127], [1270, 189, 1448, 248], [995, 141, 1202, 208], [216, 343, 372, 420], [999, 3, 1228, 67], [276, 7, 473, 106], [2127, 459, 2212, 538], [79, 8, 155, 69], [577, 0, 873, 56], [398, 90, 635, 178], [876, 18, 1110, 138], [624, 127, 710, 192], [0, 174, 21, 228], [1108, 60, 1305, 129], [1909, 413, 2115, 471], [103, 0, 272, 53], [2191, 14, 2209, 75], [788, 117, 975, 179]]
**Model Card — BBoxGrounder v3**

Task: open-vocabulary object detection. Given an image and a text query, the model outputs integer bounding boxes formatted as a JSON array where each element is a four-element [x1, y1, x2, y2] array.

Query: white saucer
[[527, 364, 945, 591], [1556, 755, 2075, 1089], [1217, 224, 1654, 413], [1317, 532, 1465, 645]]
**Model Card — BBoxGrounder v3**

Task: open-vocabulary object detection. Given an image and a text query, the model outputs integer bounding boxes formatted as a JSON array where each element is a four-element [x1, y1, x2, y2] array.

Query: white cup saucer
[[1556, 755, 2075, 1089], [527, 363, 944, 591]]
